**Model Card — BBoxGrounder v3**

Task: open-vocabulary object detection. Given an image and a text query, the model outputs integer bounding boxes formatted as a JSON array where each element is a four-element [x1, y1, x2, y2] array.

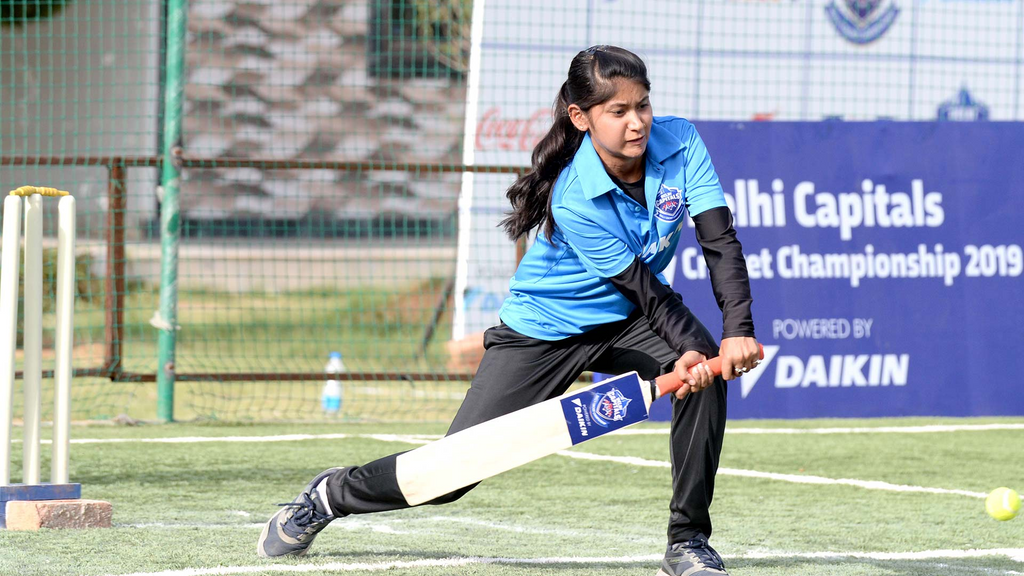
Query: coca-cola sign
[[475, 107, 551, 151]]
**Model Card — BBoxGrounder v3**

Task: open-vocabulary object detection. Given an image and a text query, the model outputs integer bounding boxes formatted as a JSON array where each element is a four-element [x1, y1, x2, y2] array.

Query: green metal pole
[[156, 0, 187, 422]]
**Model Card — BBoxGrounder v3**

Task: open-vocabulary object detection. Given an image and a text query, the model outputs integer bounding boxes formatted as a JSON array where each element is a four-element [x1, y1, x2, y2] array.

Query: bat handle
[[651, 344, 765, 400]]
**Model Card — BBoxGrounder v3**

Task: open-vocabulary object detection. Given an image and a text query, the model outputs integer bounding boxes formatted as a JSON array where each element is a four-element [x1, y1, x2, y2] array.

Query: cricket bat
[[395, 344, 764, 505]]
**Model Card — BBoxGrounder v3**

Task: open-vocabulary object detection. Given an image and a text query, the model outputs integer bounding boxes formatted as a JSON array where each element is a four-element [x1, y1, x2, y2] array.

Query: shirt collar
[[573, 120, 685, 200]]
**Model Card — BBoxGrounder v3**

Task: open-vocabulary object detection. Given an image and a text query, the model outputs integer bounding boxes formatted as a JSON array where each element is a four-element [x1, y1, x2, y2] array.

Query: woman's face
[[571, 78, 653, 170]]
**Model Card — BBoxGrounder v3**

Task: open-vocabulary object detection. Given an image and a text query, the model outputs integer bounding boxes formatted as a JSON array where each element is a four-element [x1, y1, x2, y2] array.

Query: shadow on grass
[[297, 549, 662, 573], [296, 550, 1024, 576], [730, 555, 1023, 575]]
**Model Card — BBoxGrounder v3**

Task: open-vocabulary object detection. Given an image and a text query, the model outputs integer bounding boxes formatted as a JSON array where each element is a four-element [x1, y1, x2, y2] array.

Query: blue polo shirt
[[499, 116, 727, 340]]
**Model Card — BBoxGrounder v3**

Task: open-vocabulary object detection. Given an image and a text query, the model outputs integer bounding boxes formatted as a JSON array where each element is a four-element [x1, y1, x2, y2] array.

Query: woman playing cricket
[[259, 45, 761, 576]]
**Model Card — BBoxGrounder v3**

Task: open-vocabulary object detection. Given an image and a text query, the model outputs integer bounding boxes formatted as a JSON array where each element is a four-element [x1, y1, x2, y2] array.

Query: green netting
[[0, 0, 1017, 422], [1, 0, 163, 422], [1, 0, 474, 423], [171, 0, 472, 422]]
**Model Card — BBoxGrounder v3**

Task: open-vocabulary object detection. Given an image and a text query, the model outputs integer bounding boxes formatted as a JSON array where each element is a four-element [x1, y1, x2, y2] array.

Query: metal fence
[[0, 0, 1016, 422]]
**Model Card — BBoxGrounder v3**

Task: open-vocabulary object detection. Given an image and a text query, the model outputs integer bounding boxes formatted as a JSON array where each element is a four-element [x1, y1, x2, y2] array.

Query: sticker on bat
[[560, 373, 648, 445]]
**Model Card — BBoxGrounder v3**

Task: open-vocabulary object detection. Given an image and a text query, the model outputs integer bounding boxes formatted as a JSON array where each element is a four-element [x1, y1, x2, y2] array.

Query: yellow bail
[[9, 186, 70, 197]]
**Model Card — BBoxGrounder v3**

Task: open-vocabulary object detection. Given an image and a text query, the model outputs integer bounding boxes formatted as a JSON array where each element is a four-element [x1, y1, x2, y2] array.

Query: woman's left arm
[[693, 206, 760, 380], [680, 121, 760, 379]]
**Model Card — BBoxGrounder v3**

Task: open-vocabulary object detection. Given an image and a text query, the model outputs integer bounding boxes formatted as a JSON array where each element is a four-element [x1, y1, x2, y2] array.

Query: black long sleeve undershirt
[[607, 206, 754, 356], [692, 206, 755, 339], [607, 257, 716, 358]]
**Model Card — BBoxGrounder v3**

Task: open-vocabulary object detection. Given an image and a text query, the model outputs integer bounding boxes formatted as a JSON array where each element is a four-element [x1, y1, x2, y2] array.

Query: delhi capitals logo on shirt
[[654, 184, 684, 223], [590, 388, 632, 427], [825, 0, 899, 44]]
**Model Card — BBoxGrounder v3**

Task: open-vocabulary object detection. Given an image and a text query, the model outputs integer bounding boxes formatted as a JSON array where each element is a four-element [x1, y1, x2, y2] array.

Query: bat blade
[[395, 371, 651, 506], [395, 346, 761, 506]]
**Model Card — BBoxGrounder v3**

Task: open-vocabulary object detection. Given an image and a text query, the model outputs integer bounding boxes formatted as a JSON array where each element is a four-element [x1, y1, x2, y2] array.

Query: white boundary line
[[375, 426, 1004, 501], [557, 450, 989, 498], [24, 426, 999, 498], [618, 423, 1024, 435], [18, 421, 1023, 446], [97, 548, 1024, 576], [347, 386, 466, 401]]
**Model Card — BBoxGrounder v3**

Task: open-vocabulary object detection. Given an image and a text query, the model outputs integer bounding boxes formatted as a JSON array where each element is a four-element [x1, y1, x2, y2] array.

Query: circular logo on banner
[[825, 0, 900, 44]]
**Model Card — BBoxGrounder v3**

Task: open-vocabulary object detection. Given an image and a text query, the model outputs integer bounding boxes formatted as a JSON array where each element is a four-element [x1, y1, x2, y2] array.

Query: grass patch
[[1, 418, 1022, 575]]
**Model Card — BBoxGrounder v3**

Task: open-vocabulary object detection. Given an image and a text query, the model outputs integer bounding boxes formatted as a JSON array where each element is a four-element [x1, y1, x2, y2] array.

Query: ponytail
[[499, 45, 651, 242], [500, 82, 583, 241]]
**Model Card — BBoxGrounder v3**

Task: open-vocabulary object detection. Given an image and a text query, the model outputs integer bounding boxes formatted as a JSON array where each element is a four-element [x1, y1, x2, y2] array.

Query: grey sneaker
[[656, 534, 729, 575], [257, 467, 344, 558]]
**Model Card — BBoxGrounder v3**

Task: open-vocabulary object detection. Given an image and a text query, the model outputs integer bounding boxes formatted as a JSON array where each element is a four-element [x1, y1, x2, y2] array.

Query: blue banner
[[651, 122, 1024, 420]]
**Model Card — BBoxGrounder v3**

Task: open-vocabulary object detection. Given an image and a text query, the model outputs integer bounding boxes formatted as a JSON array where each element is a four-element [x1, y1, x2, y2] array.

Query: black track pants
[[323, 311, 726, 543]]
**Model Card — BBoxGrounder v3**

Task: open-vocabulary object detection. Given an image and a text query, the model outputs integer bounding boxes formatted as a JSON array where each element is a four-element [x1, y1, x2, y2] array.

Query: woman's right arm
[[607, 256, 715, 360]]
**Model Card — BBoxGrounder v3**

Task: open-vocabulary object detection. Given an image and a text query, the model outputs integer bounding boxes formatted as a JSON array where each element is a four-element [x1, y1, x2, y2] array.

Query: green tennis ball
[[985, 487, 1021, 521]]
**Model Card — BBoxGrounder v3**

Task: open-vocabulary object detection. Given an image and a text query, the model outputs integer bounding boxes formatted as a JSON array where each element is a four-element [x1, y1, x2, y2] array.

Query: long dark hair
[[500, 45, 651, 241]]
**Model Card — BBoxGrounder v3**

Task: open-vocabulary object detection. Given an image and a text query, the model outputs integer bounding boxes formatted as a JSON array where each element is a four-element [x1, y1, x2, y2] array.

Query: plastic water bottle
[[321, 351, 345, 416]]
